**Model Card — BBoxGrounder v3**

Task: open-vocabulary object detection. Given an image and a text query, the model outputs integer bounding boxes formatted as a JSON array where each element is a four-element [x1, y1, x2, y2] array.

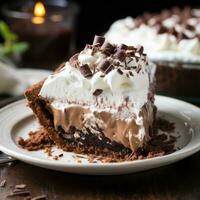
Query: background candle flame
[[34, 1, 46, 17], [32, 1, 45, 24]]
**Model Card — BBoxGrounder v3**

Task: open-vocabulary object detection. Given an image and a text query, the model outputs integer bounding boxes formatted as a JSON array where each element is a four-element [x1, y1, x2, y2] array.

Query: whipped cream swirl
[[39, 36, 156, 150]]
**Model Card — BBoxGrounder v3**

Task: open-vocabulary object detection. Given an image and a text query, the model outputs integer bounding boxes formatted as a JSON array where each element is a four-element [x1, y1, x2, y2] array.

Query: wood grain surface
[[1, 151, 200, 200]]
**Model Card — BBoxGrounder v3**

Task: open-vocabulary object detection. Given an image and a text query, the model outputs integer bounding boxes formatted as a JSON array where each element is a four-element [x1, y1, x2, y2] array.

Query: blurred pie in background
[[106, 7, 200, 103]]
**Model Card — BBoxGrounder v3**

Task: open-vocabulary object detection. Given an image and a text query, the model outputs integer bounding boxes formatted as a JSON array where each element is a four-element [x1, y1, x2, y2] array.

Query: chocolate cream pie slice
[[25, 36, 156, 158]]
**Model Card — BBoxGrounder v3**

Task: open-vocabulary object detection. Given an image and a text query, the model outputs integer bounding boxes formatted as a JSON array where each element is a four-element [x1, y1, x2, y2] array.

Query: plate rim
[[0, 96, 200, 169]]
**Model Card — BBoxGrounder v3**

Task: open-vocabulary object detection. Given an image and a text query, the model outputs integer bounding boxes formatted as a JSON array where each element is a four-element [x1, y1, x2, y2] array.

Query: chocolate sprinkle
[[117, 69, 123, 75], [129, 71, 134, 76], [93, 89, 103, 96], [93, 35, 105, 46], [79, 64, 92, 78], [136, 66, 142, 73]]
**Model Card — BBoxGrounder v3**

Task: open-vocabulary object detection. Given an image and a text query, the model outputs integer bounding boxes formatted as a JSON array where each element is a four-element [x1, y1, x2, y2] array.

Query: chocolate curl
[[184, 23, 195, 31], [175, 31, 190, 42], [98, 59, 111, 73], [118, 44, 128, 50], [79, 64, 92, 77], [69, 53, 79, 68], [93, 35, 105, 46], [114, 49, 126, 62], [100, 42, 116, 54], [156, 25, 169, 34], [169, 27, 179, 38], [136, 45, 144, 55]]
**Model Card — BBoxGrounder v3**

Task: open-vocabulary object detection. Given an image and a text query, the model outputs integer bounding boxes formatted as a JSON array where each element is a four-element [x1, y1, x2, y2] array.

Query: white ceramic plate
[[0, 96, 200, 175]]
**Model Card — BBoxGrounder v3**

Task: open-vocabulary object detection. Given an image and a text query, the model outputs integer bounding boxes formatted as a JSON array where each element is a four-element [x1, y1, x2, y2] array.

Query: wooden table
[[1, 151, 200, 200]]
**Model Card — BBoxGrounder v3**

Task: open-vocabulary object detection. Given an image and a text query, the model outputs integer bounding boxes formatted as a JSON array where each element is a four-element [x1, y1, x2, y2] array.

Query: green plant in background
[[0, 21, 28, 57]]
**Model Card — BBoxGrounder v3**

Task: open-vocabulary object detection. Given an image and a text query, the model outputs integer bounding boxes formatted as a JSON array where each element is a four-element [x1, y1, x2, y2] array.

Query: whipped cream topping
[[105, 7, 200, 65], [39, 36, 156, 151]]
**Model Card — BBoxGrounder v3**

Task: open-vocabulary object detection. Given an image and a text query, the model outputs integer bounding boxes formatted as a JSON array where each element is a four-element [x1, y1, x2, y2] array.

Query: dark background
[[0, 0, 200, 49]]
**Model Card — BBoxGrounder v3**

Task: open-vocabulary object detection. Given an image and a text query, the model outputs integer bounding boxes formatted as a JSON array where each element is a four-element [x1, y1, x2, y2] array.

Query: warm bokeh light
[[34, 1, 46, 17], [32, 1, 46, 24]]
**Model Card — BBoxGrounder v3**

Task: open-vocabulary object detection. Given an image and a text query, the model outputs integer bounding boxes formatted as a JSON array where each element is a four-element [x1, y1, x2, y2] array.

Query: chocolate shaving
[[84, 44, 92, 50], [118, 43, 128, 50], [24, 196, 32, 200], [31, 195, 47, 200], [127, 46, 136, 50], [105, 64, 114, 74], [79, 64, 92, 78], [100, 42, 115, 54], [91, 46, 98, 56], [178, 32, 189, 40], [15, 184, 27, 189], [136, 147, 148, 157], [98, 59, 111, 73], [132, 66, 137, 69], [134, 17, 144, 27], [142, 53, 147, 58], [114, 49, 126, 62], [126, 51, 135, 57], [129, 71, 134, 76], [6, 191, 31, 197], [93, 89, 103, 96], [0, 179, 6, 187], [93, 35, 105, 46], [54, 62, 66, 73], [69, 53, 79, 68], [184, 23, 195, 31], [136, 45, 144, 55], [13, 189, 23, 193], [117, 69, 123, 75], [53, 155, 59, 160], [136, 66, 142, 73], [169, 27, 179, 37], [135, 56, 140, 62], [161, 9, 171, 19], [156, 25, 169, 34], [172, 6, 181, 15]]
